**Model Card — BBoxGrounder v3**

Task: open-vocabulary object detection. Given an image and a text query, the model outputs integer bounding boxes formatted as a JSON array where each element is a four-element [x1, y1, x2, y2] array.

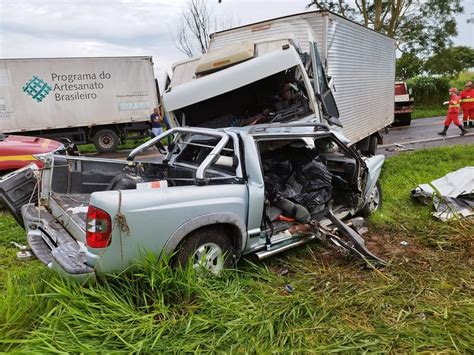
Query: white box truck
[[0, 56, 159, 152], [163, 11, 395, 155]]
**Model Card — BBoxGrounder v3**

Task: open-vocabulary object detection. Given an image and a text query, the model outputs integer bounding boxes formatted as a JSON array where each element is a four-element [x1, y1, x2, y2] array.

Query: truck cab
[[394, 81, 414, 126], [163, 39, 343, 140]]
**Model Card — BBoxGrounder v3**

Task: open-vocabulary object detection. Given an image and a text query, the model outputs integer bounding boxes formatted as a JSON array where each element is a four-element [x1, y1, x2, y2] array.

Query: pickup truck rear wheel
[[174, 226, 235, 274], [93, 129, 120, 153]]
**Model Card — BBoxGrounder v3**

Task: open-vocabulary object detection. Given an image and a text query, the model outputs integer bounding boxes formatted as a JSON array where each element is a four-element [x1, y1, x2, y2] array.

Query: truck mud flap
[[0, 165, 38, 226], [22, 203, 94, 276]]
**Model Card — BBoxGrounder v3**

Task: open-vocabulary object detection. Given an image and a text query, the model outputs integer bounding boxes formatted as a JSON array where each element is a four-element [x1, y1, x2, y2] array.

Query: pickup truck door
[[309, 41, 342, 127]]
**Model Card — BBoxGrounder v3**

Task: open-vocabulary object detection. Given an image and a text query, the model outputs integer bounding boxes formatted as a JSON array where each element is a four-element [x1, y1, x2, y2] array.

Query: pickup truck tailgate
[[0, 164, 38, 226], [22, 203, 95, 276]]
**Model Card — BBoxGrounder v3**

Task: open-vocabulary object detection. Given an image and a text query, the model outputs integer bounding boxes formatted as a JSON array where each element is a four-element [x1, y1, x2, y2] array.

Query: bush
[[407, 76, 450, 106], [450, 71, 474, 91]]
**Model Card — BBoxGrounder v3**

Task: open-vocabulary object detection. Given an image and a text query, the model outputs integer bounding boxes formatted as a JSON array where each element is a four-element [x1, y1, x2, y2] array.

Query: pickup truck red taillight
[[86, 205, 112, 248]]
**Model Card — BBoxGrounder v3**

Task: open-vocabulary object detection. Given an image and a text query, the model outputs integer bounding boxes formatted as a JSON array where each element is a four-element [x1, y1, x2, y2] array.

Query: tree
[[307, 0, 464, 55], [396, 52, 424, 80], [174, 0, 239, 58], [424, 46, 474, 77], [175, 0, 212, 57]]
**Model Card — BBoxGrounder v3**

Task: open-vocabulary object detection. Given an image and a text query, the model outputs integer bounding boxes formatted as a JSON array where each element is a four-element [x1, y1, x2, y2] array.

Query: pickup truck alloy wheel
[[360, 181, 382, 217], [368, 184, 381, 211], [192, 242, 224, 274], [174, 226, 235, 274]]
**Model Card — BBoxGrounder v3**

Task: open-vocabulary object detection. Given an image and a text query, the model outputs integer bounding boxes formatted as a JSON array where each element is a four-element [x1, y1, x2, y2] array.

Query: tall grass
[[15, 249, 474, 352]]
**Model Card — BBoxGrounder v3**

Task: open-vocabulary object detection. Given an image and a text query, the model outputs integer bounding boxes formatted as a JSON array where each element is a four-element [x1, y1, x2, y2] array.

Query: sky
[[0, 0, 472, 85]]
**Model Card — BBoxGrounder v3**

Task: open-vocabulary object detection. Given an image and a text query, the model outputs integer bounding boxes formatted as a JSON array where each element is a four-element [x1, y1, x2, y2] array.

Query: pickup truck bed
[[52, 193, 90, 231]]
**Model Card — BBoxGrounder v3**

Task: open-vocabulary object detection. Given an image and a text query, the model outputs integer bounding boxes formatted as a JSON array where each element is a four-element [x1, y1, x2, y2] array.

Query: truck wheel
[[394, 113, 411, 126], [368, 135, 378, 156], [360, 181, 382, 217], [174, 226, 236, 274], [93, 129, 120, 153], [402, 113, 412, 126]]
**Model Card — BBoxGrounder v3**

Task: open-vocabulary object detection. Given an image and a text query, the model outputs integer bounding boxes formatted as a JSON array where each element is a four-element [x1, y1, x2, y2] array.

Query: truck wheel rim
[[100, 135, 113, 148], [192, 242, 224, 274], [368, 186, 380, 212]]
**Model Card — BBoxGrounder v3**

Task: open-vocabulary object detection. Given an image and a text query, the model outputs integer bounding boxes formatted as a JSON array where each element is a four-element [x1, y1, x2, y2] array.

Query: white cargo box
[[0, 56, 158, 133]]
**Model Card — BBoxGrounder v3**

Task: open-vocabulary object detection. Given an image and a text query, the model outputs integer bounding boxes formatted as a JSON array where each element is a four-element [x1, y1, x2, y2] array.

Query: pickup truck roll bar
[[127, 127, 230, 181]]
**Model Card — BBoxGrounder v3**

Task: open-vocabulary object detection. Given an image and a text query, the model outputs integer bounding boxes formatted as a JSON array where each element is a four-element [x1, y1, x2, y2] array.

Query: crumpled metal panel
[[412, 166, 474, 221]]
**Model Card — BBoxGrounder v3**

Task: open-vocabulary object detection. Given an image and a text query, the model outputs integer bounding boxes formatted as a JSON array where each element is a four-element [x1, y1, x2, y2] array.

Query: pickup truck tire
[[93, 129, 120, 153], [174, 226, 235, 273], [360, 181, 382, 217]]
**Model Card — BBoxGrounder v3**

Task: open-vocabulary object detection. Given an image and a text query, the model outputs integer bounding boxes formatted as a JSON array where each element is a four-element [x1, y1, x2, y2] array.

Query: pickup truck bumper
[[22, 203, 98, 282]]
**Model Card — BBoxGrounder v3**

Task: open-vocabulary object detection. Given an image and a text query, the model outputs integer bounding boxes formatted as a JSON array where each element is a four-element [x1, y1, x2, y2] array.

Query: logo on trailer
[[22, 76, 52, 102]]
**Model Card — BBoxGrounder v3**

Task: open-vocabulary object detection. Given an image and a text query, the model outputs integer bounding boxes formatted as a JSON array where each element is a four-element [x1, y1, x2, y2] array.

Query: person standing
[[150, 106, 171, 153], [438, 88, 467, 136], [150, 106, 170, 137], [460, 81, 474, 128]]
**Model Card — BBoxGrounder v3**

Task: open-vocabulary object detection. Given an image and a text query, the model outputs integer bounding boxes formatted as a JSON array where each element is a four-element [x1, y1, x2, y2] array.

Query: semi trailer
[[0, 56, 159, 152]]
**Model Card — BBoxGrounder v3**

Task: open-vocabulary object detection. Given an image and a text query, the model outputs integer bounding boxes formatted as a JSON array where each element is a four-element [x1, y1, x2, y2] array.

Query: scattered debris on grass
[[412, 166, 474, 221]]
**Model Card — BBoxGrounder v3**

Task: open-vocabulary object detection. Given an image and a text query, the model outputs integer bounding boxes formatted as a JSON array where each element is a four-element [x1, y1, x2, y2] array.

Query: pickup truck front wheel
[[360, 181, 382, 217], [174, 226, 235, 274]]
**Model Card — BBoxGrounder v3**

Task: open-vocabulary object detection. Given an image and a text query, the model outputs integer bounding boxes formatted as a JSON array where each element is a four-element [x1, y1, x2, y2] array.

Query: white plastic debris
[[400, 241, 408, 246], [66, 206, 88, 214]]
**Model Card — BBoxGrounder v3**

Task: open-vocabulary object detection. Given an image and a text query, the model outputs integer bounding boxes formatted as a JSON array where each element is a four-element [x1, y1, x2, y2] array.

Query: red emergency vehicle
[[0, 134, 63, 173]]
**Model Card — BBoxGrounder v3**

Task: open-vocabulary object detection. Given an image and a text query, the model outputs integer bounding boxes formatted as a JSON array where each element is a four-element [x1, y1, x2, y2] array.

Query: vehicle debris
[[284, 284, 294, 294], [11, 241, 36, 261], [385, 147, 415, 153], [412, 166, 474, 221]]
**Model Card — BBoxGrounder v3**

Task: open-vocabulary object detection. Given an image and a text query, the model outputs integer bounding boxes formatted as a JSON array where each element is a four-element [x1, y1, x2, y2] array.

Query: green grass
[[0, 145, 473, 352], [412, 105, 446, 119], [78, 138, 151, 154]]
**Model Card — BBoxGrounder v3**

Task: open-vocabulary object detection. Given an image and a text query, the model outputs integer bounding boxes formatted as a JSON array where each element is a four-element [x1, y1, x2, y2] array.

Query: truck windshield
[[172, 65, 313, 128]]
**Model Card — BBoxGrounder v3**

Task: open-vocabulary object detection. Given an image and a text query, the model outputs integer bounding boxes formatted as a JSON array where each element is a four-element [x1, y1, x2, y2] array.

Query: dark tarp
[[262, 146, 333, 217]]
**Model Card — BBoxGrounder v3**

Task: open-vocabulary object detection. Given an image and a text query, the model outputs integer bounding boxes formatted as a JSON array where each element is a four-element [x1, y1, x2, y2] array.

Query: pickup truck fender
[[163, 212, 247, 256], [363, 154, 385, 200]]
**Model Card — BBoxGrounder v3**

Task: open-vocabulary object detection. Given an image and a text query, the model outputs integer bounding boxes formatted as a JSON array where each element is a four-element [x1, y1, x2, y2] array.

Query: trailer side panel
[[0, 57, 158, 133]]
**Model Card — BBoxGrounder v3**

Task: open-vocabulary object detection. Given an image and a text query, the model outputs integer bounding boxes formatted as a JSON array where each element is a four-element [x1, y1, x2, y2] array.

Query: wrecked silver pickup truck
[[1, 123, 385, 279]]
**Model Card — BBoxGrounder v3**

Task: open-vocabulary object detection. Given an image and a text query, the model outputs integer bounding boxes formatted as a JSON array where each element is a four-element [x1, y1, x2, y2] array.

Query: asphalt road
[[88, 116, 474, 160], [378, 116, 474, 156]]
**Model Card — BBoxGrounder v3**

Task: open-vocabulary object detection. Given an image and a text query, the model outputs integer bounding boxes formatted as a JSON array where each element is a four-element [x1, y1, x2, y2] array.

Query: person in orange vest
[[438, 87, 467, 136], [460, 81, 474, 128]]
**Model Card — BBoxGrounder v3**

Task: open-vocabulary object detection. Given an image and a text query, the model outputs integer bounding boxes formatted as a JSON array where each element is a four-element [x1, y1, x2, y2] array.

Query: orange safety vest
[[448, 94, 460, 114], [460, 89, 474, 108]]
